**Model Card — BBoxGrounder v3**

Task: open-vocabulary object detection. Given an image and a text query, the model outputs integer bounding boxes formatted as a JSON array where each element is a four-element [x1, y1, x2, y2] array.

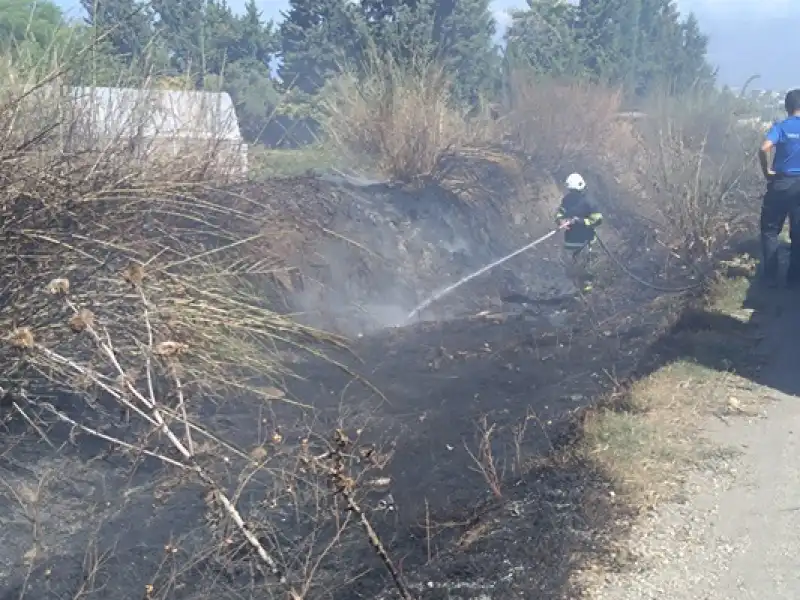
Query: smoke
[[278, 174, 542, 336], [273, 170, 585, 338]]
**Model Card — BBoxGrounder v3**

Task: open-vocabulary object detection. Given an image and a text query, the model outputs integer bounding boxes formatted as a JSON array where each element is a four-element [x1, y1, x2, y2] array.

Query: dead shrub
[[319, 50, 498, 182], [8, 276, 408, 598], [502, 71, 632, 172], [633, 91, 763, 264], [0, 51, 339, 405]]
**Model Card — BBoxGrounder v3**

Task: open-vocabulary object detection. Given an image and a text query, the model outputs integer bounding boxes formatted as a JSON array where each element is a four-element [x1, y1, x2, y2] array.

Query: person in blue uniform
[[759, 88, 800, 288]]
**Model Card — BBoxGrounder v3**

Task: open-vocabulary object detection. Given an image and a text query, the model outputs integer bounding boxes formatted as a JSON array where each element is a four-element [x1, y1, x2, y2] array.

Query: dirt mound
[[0, 161, 699, 600]]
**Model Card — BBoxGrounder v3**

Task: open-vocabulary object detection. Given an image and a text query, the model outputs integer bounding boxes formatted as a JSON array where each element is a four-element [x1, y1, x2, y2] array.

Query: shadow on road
[[634, 240, 800, 399]]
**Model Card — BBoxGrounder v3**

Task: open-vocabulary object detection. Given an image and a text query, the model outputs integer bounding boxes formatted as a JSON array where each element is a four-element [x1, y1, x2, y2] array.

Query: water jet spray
[[404, 222, 573, 324]]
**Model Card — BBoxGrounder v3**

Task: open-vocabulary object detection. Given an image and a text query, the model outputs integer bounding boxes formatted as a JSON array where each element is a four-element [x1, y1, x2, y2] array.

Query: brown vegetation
[[319, 52, 501, 182], [0, 55, 409, 600]]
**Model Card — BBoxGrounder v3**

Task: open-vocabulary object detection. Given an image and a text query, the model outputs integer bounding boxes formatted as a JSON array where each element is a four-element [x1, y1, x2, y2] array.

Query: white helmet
[[565, 173, 586, 191]]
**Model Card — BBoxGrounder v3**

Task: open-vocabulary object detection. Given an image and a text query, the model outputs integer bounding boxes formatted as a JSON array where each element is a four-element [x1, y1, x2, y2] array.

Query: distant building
[[57, 86, 248, 177]]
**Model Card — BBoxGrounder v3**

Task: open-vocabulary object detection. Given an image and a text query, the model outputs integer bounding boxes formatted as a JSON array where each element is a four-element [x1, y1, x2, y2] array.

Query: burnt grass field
[[0, 166, 704, 600]]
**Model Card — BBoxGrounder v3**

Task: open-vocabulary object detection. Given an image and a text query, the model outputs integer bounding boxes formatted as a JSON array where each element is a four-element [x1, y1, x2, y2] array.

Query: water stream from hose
[[404, 224, 569, 323]]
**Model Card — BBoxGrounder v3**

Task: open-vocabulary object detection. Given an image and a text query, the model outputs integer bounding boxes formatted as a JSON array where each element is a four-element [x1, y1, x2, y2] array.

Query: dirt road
[[587, 289, 800, 600]]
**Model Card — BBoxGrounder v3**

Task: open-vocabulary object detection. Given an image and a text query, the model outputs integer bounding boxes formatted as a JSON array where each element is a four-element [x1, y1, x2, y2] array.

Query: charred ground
[[0, 164, 704, 600]]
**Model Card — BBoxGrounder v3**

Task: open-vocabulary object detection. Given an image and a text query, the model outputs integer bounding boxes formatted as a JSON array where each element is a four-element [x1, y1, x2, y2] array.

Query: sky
[[53, 0, 800, 91]]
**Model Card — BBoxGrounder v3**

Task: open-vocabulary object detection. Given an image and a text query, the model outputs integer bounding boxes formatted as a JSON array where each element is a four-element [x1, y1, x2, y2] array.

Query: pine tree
[[359, 0, 437, 63], [672, 13, 714, 93], [193, 0, 279, 142], [435, 0, 498, 103], [360, 0, 409, 23], [80, 0, 153, 60], [150, 0, 205, 74], [279, 0, 366, 93], [202, 0, 239, 74], [360, 0, 497, 104], [233, 0, 276, 65], [632, 0, 679, 93], [576, 0, 642, 86], [505, 0, 582, 78], [576, 0, 713, 96]]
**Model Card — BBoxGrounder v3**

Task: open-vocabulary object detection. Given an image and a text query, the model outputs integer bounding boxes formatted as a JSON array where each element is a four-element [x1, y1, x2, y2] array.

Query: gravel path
[[585, 293, 800, 600]]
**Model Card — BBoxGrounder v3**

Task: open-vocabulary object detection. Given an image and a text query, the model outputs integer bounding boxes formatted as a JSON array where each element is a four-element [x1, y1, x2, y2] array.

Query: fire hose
[[594, 233, 705, 293]]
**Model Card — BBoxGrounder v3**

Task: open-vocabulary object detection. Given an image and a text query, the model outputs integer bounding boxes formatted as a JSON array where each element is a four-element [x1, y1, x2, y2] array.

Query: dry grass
[[318, 62, 637, 186], [8, 276, 407, 598], [0, 43, 415, 600], [502, 72, 632, 173], [319, 51, 499, 182], [315, 63, 767, 525], [464, 415, 503, 500], [576, 271, 759, 505], [632, 93, 763, 265], [318, 58, 761, 279], [0, 31, 773, 599], [580, 363, 720, 504], [0, 51, 347, 408]]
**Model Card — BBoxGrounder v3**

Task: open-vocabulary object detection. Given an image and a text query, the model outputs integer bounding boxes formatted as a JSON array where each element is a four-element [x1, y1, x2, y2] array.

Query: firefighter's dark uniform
[[555, 190, 603, 293]]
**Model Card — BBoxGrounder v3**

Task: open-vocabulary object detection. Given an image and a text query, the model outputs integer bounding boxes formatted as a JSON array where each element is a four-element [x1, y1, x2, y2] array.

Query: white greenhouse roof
[[64, 86, 243, 141]]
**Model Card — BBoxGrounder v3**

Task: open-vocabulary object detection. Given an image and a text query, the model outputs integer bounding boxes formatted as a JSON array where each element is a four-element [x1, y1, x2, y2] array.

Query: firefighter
[[554, 173, 604, 294]]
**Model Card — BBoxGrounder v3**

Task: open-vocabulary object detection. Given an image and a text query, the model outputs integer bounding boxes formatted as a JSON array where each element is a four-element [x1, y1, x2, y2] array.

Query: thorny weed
[[465, 415, 503, 500], [6, 275, 411, 599], [0, 44, 358, 413]]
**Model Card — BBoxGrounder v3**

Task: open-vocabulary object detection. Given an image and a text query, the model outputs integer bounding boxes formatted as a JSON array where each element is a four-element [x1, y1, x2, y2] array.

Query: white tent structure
[[60, 86, 248, 176]]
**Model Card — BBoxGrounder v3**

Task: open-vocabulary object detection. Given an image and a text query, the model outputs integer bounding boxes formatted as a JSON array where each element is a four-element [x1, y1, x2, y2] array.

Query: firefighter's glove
[[583, 213, 603, 228], [558, 217, 579, 229]]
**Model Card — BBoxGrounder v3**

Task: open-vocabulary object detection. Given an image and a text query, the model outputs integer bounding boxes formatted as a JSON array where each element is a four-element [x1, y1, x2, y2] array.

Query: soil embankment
[[0, 160, 700, 599]]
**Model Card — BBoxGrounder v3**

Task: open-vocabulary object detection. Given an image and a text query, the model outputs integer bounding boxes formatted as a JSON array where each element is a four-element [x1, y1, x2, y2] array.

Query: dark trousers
[[562, 242, 596, 291], [760, 176, 800, 283]]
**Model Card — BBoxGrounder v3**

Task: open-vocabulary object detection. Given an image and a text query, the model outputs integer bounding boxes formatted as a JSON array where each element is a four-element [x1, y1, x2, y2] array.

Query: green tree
[[575, 0, 642, 87], [279, 0, 366, 93], [80, 0, 153, 61], [209, 59, 281, 142], [150, 0, 205, 75], [0, 0, 62, 45], [360, 0, 436, 60], [63, 25, 135, 86], [206, 0, 280, 143], [359, 0, 399, 22], [232, 0, 277, 65], [627, 0, 678, 94], [432, 0, 498, 103], [201, 0, 240, 74], [0, 0, 121, 79], [576, 0, 712, 96], [669, 13, 714, 93], [505, 0, 583, 78], [148, 0, 271, 82], [359, 0, 497, 104]]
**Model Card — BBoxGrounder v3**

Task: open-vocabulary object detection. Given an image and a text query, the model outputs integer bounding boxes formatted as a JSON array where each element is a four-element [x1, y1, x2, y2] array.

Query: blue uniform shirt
[[766, 115, 800, 176]]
